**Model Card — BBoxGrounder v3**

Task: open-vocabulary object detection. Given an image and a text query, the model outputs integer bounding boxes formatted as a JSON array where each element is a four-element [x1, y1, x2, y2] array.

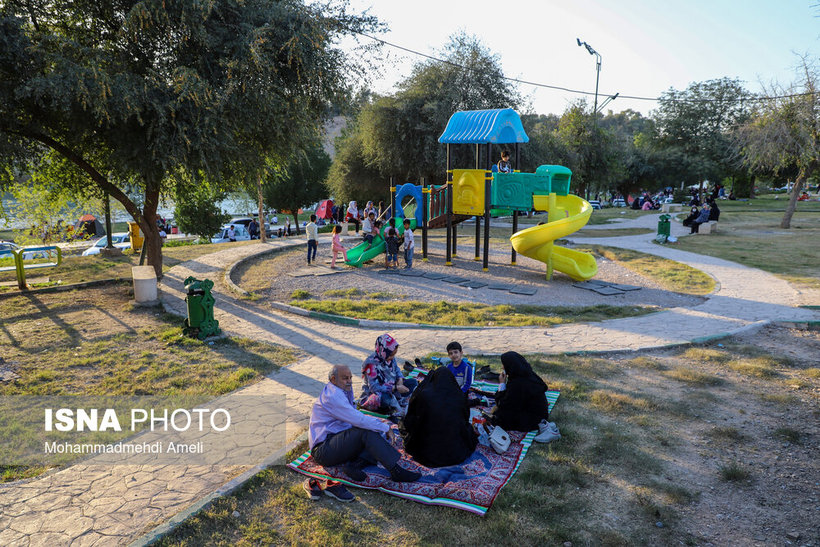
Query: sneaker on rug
[[303, 478, 322, 500], [534, 425, 561, 444], [324, 481, 355, 502]]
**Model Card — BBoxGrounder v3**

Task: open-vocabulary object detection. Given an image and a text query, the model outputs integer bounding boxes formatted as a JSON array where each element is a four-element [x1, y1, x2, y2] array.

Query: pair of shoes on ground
[[403, 358, 423, 373], [533, 420, 561, 443], [476, 365, 500, 382], [303, 478, 356, 502]]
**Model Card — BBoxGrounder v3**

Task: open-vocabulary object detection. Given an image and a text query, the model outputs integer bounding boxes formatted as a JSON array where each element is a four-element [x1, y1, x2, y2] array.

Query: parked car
[[212, 224, 251, 243], [588, 200, 602, 210], [0, 241, 54, 260], [230, 217, 276, 238], [611, 198, 626, 207], [82, 233, 132, 256]]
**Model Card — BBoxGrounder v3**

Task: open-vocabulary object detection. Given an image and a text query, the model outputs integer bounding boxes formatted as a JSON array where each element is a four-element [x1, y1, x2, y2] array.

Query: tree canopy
[[0, 0, 377, 275], [326, 33, 521, 204]]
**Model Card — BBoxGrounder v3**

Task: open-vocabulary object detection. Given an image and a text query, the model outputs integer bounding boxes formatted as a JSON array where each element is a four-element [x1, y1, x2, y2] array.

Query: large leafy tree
[[652, 78, 752, 194], [327, 33, 520, 203], [738, 58, 819, 228], [0, 0, 376, 276], [262, 140, 331, 235]]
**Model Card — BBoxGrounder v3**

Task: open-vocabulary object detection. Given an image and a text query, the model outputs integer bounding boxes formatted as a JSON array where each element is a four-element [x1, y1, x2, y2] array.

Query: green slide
[[344, 219, 416, 267]]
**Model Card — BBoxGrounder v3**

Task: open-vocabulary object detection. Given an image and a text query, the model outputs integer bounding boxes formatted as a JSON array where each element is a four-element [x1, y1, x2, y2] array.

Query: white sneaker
[[534, 423, 560, 443]]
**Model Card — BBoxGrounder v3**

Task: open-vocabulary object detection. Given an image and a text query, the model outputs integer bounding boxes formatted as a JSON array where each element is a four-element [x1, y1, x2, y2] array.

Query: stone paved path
[[2, 221, 818, 546]]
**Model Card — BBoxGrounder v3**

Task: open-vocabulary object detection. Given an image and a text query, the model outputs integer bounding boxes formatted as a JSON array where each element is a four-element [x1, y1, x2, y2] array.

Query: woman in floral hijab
[[360, 334, 418, 415]]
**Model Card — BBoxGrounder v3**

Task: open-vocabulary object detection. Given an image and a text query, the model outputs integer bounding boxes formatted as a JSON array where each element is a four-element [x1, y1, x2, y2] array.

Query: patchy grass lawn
[[0, 240, 257, 291], [672, 203, 820, 290], [158, 326, 820, 546], [287, 291, 657, 327], [0, 283, 297, 482], [577, 245, 715, 295]]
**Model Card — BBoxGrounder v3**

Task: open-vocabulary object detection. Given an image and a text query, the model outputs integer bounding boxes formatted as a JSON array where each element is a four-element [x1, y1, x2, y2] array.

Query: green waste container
[[183, 276, 220, 340], [657, 214, 671, 238]]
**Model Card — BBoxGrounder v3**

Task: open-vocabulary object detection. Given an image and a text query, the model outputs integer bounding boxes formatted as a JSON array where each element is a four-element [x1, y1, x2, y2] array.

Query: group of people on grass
[[305, 335, 558, 502]]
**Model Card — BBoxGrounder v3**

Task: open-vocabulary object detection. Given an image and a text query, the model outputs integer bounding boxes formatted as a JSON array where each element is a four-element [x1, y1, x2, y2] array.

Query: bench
[[698, 221, 718, 234], [661, 203, 683, 213]]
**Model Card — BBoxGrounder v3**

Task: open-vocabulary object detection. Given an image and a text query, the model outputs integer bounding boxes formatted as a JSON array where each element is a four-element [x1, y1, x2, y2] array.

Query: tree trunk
[[142, 183, 164, 279], [257, 174, 267, 243], [293, 213, 301, 235], [780, 161, 816, 228]]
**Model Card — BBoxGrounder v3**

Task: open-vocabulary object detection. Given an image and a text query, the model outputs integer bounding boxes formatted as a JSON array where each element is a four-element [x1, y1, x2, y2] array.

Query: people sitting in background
[[682, 206, 699, 227], [690, 204, 711, 233], [641, 199, 653, 211], [360, 334, 418, 416], [402, 367, 478, 468], [307, 364, 420, 501], [345, 201, 360, 233], [706, 198, 721, 221]]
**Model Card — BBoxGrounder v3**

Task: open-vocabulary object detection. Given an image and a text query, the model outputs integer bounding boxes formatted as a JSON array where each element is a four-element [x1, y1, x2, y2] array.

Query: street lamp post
[[576, 38, 601, 124]]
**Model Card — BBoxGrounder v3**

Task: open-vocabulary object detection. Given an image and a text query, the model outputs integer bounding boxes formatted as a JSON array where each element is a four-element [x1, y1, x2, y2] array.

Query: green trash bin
[[183, 276, 221, 340], [657, 214, 671, 238]]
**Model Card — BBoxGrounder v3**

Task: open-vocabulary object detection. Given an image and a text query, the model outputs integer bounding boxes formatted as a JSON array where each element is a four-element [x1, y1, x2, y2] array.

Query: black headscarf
[[493, 351, 549, 432], [402, 367, 477, 468]]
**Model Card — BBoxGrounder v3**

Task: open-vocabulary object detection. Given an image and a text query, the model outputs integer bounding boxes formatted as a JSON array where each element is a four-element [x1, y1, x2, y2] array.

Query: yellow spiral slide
[[509, 194, 598, 281]]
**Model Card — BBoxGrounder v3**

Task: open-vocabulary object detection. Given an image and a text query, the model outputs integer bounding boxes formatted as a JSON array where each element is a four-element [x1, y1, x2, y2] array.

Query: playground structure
[[344, 108, 597, 281]]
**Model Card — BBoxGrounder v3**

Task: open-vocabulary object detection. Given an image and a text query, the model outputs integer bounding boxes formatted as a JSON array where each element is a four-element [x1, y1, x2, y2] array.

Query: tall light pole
[[576, 38, 601, 124]]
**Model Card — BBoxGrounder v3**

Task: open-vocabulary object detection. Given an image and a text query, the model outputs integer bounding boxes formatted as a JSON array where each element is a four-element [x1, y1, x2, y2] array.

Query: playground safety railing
[[1, 246, 63, 290]]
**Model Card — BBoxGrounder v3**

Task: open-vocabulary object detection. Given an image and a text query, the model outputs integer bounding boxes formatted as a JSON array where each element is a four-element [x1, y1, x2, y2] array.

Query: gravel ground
[[240, 237, 706, 309]]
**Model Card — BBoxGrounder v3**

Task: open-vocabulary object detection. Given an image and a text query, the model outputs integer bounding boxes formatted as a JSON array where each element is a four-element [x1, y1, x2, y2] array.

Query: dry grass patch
[[727, 357, 779, 378], [682, 347, 732, 364], [589, 389, 658, 414], [627, 356, 666, 370], [663, 367, 724, 386]]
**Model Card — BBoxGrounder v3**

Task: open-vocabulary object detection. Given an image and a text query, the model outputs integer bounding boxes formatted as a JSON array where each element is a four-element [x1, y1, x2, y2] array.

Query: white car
[[611, 198, 626, 207], [82, 233, 132, 256], [212, 224, 251, 243], [588, 200, 602, 210]]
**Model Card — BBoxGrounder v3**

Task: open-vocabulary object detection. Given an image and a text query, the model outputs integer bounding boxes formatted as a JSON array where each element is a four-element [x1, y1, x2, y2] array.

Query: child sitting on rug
[[437, 341, 475, 394]]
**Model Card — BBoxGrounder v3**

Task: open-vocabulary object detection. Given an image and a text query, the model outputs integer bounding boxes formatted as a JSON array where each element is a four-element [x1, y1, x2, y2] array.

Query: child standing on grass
[[306, 214, 318, 265], [331, 224, 348, 269], [402, 218, 414, 269], [384, 227, 400, 269]]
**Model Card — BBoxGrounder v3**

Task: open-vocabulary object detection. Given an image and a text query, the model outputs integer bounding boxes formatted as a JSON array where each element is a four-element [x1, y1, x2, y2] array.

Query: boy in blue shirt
[[443, 341, 474, 393]]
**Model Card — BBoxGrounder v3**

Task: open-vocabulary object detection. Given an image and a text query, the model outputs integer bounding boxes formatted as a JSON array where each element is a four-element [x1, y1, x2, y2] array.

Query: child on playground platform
[[442, 341, 475, 393], [497, 150, 512, 173], [362, 213, 378, 251], [402, 218, 414, 269], [384, 227, 400, 269], [331, 224, 348, 268]]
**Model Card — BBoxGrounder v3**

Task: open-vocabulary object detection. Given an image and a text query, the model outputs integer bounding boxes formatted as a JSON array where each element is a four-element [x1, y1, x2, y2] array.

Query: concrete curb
[[129, 431, 309, 547]]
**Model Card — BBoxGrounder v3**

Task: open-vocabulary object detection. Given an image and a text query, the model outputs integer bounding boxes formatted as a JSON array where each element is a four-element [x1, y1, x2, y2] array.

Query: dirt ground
[[236, 242, 706, 311], [598, 324, 820, 546]]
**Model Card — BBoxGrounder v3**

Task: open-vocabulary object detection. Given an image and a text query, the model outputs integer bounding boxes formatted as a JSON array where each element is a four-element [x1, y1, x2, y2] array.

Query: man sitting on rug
[[308, 364, 421, 500]]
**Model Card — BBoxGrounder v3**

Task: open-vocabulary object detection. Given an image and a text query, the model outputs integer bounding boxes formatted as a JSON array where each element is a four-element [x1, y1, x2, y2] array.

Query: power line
[[352, 30, 817, 104]]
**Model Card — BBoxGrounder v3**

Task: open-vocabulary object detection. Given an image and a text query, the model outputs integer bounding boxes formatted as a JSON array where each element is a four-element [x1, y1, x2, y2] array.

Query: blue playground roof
[[438, 108, 529, 144]]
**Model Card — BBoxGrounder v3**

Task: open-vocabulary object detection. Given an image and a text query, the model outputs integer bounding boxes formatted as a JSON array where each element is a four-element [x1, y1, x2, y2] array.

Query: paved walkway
[[2, 220, 818, 546]]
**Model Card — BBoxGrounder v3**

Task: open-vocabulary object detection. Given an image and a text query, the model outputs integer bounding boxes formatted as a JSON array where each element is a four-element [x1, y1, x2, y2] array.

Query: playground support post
[[483, 142, 491, 271], [474, 215, 480, 260], [389, 176, 396, 224], [445, 144, 453, 266], [511, 211, 518, 265], [421, 178, 429, 261]]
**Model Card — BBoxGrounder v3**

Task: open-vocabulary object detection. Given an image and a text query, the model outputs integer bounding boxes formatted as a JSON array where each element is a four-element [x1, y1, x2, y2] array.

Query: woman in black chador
[[402, 367, 477, 468]]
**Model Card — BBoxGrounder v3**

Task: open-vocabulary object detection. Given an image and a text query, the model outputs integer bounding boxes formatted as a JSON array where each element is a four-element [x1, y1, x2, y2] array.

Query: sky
[[339, 0, 820, 116]]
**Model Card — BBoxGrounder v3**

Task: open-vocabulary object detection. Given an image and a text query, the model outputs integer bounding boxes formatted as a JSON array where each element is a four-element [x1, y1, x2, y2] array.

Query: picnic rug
[[288, 372, 559, 516]]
